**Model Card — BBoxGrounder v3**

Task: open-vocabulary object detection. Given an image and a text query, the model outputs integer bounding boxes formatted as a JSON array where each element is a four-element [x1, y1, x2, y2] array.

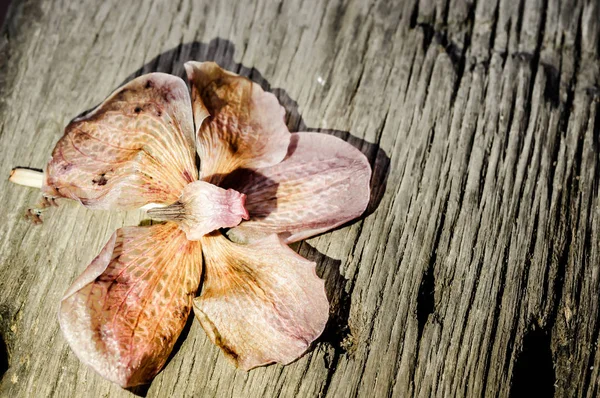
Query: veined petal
[[227, 133, 371, 244], [59, 223, 202, 387], [44, 73, 197, 210], [194, 232, 329, 370], [147, 180, 249, 240], [184, 61, 290, 183]]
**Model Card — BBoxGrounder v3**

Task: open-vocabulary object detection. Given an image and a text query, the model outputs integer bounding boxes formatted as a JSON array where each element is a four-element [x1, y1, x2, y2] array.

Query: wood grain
[[0, 0, 599, 396]]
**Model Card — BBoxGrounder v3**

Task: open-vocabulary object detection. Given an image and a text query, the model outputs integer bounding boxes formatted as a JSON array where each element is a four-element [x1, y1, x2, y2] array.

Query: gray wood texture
[[1, 0, 599, 396]]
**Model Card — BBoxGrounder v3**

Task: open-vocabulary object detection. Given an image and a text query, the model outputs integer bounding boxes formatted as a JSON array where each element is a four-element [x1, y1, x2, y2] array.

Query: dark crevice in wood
[[593, 101, 600, 198], [416, 247, 437, 340], [459, 254, 485, 362], [542, 107, 571, 324], [514, 0, 526, 46], [520, 1, 548, 150], [462, 1, 476, 60], [502, 207, 541, 387], [287, 357, 311, 398], [478, 259, 498, 394], [569, 127, 589, 314], [476, 137, 490, 206], [409, 0, 419, 30], [487, 241, 510, 379], [500, 85, 517, 164], [0, 331, 8, 381], [347, 26, 372, 105], [401, 41, 418, 101], [487, 0, 501, 62], [321, 347, 341, 398], [455, 113, 480, 213], [509, 61, 545, 224], [441, 31, 467, 104], [559, 13, 583, 139], [440, 0, 450, 30], [510, 325, 555, 397], [419, 23, 435, 54], [416, 195, 446, 345], [582, 215, 598, 394], [578, 109, 599, 395], [418, 122, 437, 171], [542, 62, 560, 107], [550, 81, 587, 393], [546, 123, 565, 211], [543, 214, 568, 329], [529, 0, 552, 114], [519, 203, 540, 303], [409, 18, 469, 90], [0, 303, 15, 385]]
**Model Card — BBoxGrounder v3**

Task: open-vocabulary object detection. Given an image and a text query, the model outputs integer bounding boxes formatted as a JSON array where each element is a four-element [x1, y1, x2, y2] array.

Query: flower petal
[[184, 61, 290, 183], [226, 133, 371, 244], [59, 223, 202, 387], [193, 232, 329, 370], [43, 73, 197, 210], [147, 180, 249, 240]]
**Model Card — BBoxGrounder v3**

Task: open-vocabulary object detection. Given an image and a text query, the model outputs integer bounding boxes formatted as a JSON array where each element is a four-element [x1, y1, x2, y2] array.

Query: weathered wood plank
[[0, 0, 599, 397]]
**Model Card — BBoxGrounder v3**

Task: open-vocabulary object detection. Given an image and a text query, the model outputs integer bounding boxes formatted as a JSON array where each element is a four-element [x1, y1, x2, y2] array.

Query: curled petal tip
[[239, 193, 250, 220], [226, 189, 249, 221]]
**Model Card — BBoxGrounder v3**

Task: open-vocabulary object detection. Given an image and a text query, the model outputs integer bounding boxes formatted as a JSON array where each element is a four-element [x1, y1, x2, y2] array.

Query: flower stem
[[9, 168, 43, 189], [146, 202, 185, 221]]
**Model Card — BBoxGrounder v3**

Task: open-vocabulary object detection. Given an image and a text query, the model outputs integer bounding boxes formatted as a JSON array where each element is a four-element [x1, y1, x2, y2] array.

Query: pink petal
[[227, 133, 371, 244], [147, 180, 249, 240], [43, 73, 197, 210], [59, 223, 202, 387], [184, 61, 290, 184], [194, 232, 329, 370]]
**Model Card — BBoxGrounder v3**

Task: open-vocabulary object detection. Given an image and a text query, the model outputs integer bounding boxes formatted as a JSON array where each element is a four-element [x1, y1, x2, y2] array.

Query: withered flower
[[10, 62, 371, 387]]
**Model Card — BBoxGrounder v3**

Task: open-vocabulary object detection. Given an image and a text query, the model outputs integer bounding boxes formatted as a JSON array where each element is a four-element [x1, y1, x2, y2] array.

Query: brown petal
[[226, 133, 371, 244], [194, 232, 329, 370], [44, 73, 197, 210], [184, 61, 290, 184], [59, 223, 202, 387]]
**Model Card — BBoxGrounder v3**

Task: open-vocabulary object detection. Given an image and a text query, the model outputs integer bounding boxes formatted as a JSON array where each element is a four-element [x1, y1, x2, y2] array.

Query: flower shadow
[[216, 169, 279, 220], [119, 37, 389, 389], [294, 242, 353, 356]]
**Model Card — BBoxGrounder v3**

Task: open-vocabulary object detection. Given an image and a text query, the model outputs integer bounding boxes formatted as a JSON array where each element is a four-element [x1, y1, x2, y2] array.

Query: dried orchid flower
[[9, 62, 371, 387]]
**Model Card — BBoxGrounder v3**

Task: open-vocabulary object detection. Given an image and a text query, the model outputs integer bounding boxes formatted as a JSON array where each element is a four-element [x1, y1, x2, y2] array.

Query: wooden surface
[[1, 0, 599, 396]]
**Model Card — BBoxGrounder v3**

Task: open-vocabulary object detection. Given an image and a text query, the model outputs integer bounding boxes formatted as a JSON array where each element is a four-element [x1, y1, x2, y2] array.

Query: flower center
[[147, 180, 249, 240]]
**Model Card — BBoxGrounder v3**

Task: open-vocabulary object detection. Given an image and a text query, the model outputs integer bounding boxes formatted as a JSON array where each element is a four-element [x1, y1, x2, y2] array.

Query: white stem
[[140, 203, 167, 211], [9, 168, 44, 189]]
